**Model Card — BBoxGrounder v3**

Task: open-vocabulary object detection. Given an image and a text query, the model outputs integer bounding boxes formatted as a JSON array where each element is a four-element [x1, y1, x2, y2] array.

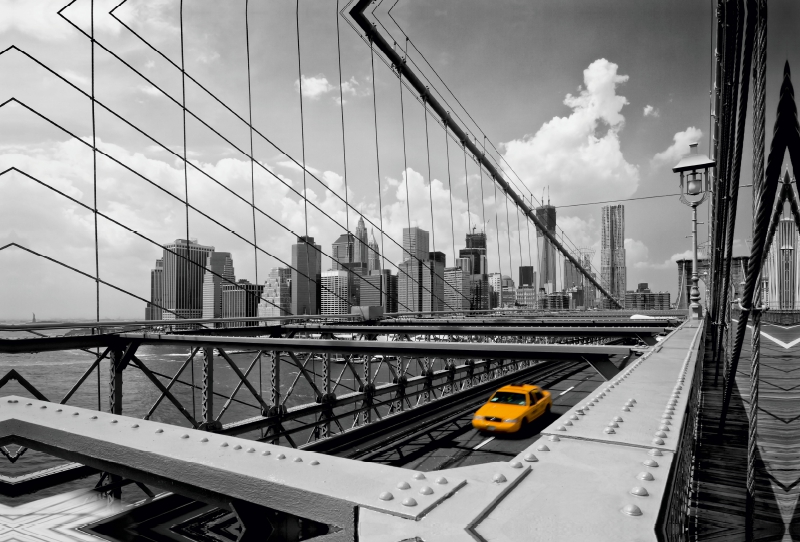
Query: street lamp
[[673, 142, 715, 319]]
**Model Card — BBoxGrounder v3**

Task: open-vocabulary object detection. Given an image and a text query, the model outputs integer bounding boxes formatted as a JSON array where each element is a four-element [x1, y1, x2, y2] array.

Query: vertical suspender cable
[[369, 38, 387, 298], [245, 0, 258, 290], [295, 0, 313, 314], [336, 0, 350, 236], [463, 142, 472, 235], [91, 0, 101, 411], [444, 121, 457, 265]]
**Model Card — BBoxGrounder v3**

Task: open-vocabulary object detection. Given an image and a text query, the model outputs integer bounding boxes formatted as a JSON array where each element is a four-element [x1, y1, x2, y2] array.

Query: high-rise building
[[444, 266, 471, 311], [354, 216, 369, 267], [397, 259, 423, 313], [459, 231, 489, 310], [403, 227, 430, 262], [331, 233, 354, 270], [516, 286, 537, 308], [422, 252, 446, 312], [624, 283, 671, 310], [320, 270, 360, 315], [601, 205, 626, 308], [564, 256, 582, 290], [161, 239, 215, 321], [292, 236, 322, 315], [201, 252, 235, 322], [368, 229, 381, 273], [361, 269, 397, 312], [145, 258, 164, 321], [536, 205, 557, 291], [259, 267, 292, 321], [519, 266, 535, 288], [765, 203, 800, 309], [221, 279, 263, 327]]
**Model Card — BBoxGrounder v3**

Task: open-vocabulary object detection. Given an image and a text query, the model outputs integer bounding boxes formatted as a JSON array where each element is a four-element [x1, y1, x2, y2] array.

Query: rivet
[[591, 398, 599, 403], [622, 504, 643, 516], [622, 407, 630, 412], [56, 409, 62, 412], [654, 431, 667, 438], [181, 434, 189, 439], [131, 424, 139, 428], [220, 442, 229, 447], [557, 425, 567, 431], [599, 392, 606, 397], [234, 445, 242, 450], [247, 447, 255, 453], [661, 419, 672, 425], [111, 420, 117, 423], [576, 409, 584, 415], [537, 445, 550, 451], [564, 420, 573, 426], [629, 399, 637, 404], [613, 416, 623, 422], [624, 401, 634, 407], [40, 406, 46, 409], [630, 486, 649, 497], [510, 461, 523, 469], [91, 416, 97, 420], [608, 422, 619, 428], [402, 497, 418, 507], [435, 476, 448, 484], [637, 472, 655, 481], [201, 437, 209, 442], [261, 450, 270, 456], [524, 453, 538, 462], [310, 460, 320, 465], [604, 427, 616, 434], [413, 472, 426, 480], [419, 486, 433, 495], [658, 425, 670, 432], [668, 399, 677, 406], [604, 387, 611, 392], [663, 412, 673, 418], [493, 473, 507, 483], [548, 435, 560, 442], [73, 412, 79, 416], [155, 428, 163, 433], [276, 453, 286, 460], [643, 459, 659, 467], [674, 385, 683, 390], [397, 481, 411, 489], [648, 448, 663, 456], [293, 457, 303, 463], [26, 403, 31, 406], [569, 415, 579, 420], [652, 437, 665, 445], [379, 491, 393, 501]]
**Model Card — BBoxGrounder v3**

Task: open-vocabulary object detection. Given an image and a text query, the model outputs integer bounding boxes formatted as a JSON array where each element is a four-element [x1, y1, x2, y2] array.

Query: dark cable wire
[[179, 0, 190, 323], [444, 118, 457, 266], [335, 0, 350, 235], [296, 0, 314, 315], [245, 0, 258, 287], [369, 38, 387, 300]]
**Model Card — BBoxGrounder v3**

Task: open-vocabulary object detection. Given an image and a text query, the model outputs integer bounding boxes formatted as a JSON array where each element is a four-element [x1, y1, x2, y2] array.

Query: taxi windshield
[[489, 392, 527, 405]]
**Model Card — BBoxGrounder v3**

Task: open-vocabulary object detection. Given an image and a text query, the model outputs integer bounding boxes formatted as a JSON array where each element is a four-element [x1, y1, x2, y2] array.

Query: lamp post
[[673, 143, 715, 319]]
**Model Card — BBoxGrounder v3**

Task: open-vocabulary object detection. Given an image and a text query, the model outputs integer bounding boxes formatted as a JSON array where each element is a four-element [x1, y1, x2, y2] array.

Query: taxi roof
[[497, 383, 538, 392]]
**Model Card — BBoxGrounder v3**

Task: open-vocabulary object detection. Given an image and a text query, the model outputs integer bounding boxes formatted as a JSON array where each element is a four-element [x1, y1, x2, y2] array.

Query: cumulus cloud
[[643, 105, 660, 118], [651, 127, 703, 167], [295, 74, 336, 100], [340, 76, 371, 99], [500, 59, 639, 206]]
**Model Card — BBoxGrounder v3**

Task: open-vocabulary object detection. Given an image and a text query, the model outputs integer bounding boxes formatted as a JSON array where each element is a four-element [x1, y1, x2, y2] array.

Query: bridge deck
[[693, 321, 800, 541]]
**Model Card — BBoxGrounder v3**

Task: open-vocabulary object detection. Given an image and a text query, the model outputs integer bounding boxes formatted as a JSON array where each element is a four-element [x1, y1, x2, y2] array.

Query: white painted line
[[732, 319, 800, 349], [558, 386, 575, 396], [473, 437, 495, 450]]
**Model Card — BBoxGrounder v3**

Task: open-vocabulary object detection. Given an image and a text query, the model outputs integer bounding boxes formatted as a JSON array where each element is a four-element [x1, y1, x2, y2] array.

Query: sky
[[1, 0, 798, 320]]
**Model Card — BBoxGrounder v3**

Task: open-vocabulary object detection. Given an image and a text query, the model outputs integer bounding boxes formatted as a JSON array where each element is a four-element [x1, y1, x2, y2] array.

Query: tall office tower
[[145, 258, 164, 320], [361, 269, 397, 312], [765, 204, 800, 309], [403, 227, 430, 262], [259, 267, 292, 320], [221, 279, 263, 327], [459, 231, 489, 310], [519, 265, 534, 288], [320, 270, 360, 315], [354, 216, 369, 266], [162, 239, 215, 321], [536, 205, 557, 291], [601, 205, 626, 308], [292, 236, 322, 315], [368, 229, 381, 273], [331, 233, 354, 270], [201, 252, 235, 322], [397, 259, 422, 313], [422, 252, 446, 312], [581, 253, 596, 309], [444, 266, 471, 311], [489, 272, 501, 309], [563, 255, 582, 290]]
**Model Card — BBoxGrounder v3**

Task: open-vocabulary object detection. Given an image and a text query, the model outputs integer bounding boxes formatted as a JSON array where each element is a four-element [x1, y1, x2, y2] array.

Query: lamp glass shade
[[686, 173, 702, 196]]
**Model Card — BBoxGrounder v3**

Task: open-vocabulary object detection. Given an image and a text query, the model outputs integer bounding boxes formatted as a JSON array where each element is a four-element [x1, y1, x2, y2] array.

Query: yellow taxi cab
[[471, 384, 552, 433]]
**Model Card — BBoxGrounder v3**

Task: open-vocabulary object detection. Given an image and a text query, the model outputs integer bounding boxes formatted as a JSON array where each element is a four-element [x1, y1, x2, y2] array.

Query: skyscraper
[[145, 258, 164, 321], [368, 229, 381, 273], [161, 239, 215, 320], [331, 233, 354, 270], [259, 267, 292, 320], [601, 205, 626, 308], [221, 279, 263, 327], [292, 236, 322, 315], [519, 265, 534, 288], [459, 230, 489, 310], [397, 226, 431, 313], [444, 265, 470, 311], [354, 216, 369, 266], [202, 252, 235, 322], [403, 227, 430, 262], [320, 270, 360, 315], [361, 269, 397, 313], [536, 205, 557, 292], [422, 251, 446, 312]]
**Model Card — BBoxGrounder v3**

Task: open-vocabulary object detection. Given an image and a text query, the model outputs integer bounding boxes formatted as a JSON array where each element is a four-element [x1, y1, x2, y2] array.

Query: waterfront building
[[321, 269, 360, 315], [422, 252, 446, 312], [536, 205, 557, 291], [361, 269, 397, 313], [445, 266, 471, 311], [624, 283, 671, 310], [258, 267, 292, 321], [221, 279, 263, 327], [145, 258, 164, 321], [601, 204, 626, 308], [291, 236, 322, 315], [516, 286, 537, 307], [161, 239, 215, 321], [201, 252, 235, 322], [519, 265, 535, 288]]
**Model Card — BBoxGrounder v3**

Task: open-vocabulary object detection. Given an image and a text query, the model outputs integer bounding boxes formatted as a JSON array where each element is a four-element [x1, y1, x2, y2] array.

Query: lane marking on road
[[559, 386, 575, 396], [473, 437, 495, 450]]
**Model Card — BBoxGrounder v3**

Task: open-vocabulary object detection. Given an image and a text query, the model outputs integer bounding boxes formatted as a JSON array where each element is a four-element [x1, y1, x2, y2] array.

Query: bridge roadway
[[0, 319, 701, 541]]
